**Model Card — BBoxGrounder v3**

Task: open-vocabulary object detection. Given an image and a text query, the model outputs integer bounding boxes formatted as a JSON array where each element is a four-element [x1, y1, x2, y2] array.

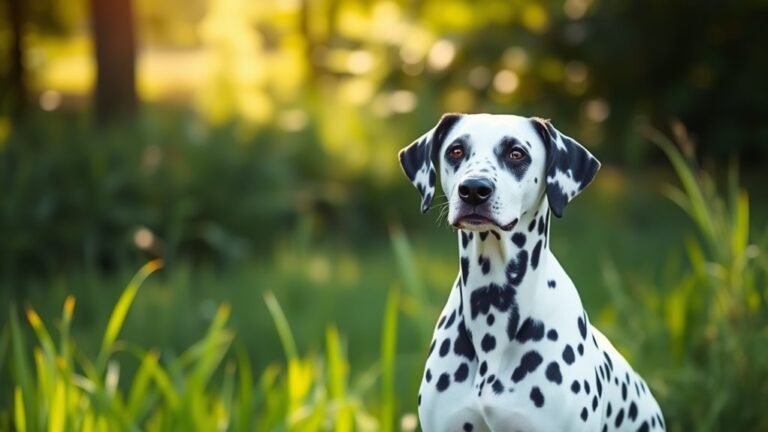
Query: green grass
[[1, 129, 767, 430]]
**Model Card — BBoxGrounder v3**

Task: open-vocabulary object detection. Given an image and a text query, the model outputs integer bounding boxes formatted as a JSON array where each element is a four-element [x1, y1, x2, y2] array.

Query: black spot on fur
[[511, 233, 526, 248], [584, 380, 591, 395], [445, 310, 456, 329], [545, 362, 562, 384], [607, 402, 612, 418], [506, 308, 521, 342], [527, 219, 536, 232], [439, 338, 451, 357], [486, 314, 495, 325], [547, 279, 556, 288], [516, 318, 545, 343], [437, 315, 446, 329], [480, 231, 489, 241], [478, 255, 491, 274], [578, 314, 587, 339], [436, 373, 450, 392], [529, 386, 544, 408], [538, 216, 545, 235], [461, 232, 469, 248], [461, 257, 469, 285], [622, 382, 627, 400], [505, 249, 529, 286], [454, 363, 469, 383], [578, 343, 584, 356], [511, 350, 543, 383], [470, 283, 517, 320], [592, 395, 598, 411], [581, 407, 588, 421], [546, 329, 558, 341], [614, 408, 625, 428], [603, 352, 613, 370], [628, 401, 638, 421], [490, 230, 501, 240], [426, 369, 432, 382], [571, 380, 580, 394], [596, 371, 603, 397], [492, 379, 505, 394], [531, 240, 543, 269], [638, 421, 649, 432], [463, 423, 473, 432], [481, 334, 496, 352], [563, 345, 575, 365], [479, 361, 487, 376], [454, 321, 476, 361]]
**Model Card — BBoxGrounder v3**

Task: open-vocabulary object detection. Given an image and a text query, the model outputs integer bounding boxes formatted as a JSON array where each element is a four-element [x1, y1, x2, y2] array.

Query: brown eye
[[508, 149, 525, 161], [448, 146, 465, 159]]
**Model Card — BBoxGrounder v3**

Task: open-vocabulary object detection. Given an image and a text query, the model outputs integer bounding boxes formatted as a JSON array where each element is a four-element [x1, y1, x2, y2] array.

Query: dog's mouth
[[453, 213, 518, 232]]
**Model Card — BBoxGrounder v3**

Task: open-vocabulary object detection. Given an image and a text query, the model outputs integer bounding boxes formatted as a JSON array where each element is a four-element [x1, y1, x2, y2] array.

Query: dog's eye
[[508, 149, 525, 161], [448, 146, 465, 159]]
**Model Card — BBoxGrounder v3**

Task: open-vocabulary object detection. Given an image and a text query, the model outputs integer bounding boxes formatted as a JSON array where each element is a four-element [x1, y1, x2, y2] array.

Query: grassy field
[[2, 138, 768, 431]]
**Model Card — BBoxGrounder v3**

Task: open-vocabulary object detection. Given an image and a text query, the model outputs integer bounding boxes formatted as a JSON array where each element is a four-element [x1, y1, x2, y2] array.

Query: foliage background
[[0, 0, 767, 431]]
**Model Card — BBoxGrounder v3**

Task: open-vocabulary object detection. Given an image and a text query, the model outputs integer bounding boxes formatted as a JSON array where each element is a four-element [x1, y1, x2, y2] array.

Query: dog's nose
[[458, 178, 495, 206]]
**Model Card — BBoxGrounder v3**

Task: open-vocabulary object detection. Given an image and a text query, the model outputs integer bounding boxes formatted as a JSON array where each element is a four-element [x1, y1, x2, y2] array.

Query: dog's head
[[399, 113, 600, 231]]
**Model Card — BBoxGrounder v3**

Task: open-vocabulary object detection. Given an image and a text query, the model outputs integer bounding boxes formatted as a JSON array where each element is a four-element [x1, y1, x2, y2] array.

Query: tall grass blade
[[10, 308, 36, 428], [379, 288, 399, 432], [263, 291, 298, 361], [48, 380, 65, 432], [98, 259, 163, 369], [0, 326, 9, 384], [14, 386, 27, 432], [25, 307, 56, 368], [127, 349, 160, 419], [235, 348, 254, 432], [326, 325, 352, 432], [644, 126, 717, 246], [389, 225, 431, 338]]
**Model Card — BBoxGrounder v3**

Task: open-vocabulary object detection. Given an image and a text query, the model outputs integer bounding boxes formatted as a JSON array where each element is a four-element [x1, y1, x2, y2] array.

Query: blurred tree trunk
[[6, 0, 27, 116], [90, 0, 137, 123]]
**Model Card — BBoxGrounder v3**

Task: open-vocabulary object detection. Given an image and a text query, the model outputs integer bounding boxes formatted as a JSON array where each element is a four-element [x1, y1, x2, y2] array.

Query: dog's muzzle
[[458, 178, 494, 206], [453, 177, 516, 231]]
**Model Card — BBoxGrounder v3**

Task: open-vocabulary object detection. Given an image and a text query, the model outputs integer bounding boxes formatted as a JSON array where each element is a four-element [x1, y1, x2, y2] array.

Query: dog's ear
[[531, 117, 601, 218], [399, 113, 463, 213]]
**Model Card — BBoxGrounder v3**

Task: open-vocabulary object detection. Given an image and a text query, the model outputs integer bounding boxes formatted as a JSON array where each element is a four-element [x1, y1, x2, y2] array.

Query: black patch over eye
[[496, 137, 531, 180], [445, 137, 470, 171]]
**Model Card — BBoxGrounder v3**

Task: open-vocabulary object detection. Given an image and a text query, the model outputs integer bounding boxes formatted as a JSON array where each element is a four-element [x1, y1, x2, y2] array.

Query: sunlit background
[[1, 0, 767, 430]]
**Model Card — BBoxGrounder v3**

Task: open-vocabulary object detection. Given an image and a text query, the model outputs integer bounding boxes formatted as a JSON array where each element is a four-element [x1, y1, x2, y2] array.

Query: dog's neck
[[456, 197, 551, 361]]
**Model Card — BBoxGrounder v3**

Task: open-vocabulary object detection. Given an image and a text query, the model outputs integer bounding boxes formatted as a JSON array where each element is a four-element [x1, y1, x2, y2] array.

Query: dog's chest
[[418, 260, 601, 431]]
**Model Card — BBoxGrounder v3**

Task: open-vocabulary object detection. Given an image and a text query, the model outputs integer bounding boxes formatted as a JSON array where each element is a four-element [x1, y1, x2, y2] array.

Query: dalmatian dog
[[399, 114, 665, 432]]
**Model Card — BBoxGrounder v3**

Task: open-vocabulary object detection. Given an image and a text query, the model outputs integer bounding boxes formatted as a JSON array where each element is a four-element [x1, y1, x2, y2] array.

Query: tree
[[5, 0, 27, 116], [90, 0, 137, 123]]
